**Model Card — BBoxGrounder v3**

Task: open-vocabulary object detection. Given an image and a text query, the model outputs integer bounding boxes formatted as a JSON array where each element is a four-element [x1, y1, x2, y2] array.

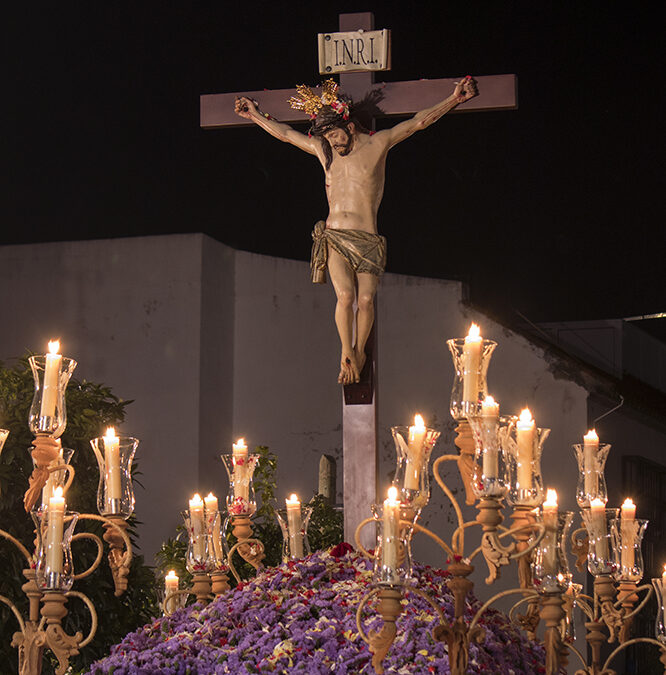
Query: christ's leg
[[354, 272, 379, 374], [327, 249, 359, 385]]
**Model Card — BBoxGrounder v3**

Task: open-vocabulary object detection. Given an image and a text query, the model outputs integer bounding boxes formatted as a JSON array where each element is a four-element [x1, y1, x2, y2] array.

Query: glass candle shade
[[90, 435, 139, 518], [610, 518, 648, 583], [221, 453, 259, 516], [370, 501, 417, 587], [275, 506, 313, 561], [28, 354, 77, 437], [390, 425, 440, 511], [208, 510, 229, 571], [572, 442, 611, 508], [499, 418, 549, 507], [447, 337, 497, 420], [32, 509, 79, 591], [182, 509, 213, 573], [581, 507, 619, 576], [39, 447, 75, 510], [467, 415, 511, 498], [533, 511, 574, 594], [0, 428, 8, 455], [651, 578, 666, 645]]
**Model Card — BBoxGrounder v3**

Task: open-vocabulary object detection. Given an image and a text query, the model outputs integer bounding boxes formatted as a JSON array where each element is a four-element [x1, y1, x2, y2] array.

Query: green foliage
[[0, 357, 159, 672], [154, 445, 344, 588]]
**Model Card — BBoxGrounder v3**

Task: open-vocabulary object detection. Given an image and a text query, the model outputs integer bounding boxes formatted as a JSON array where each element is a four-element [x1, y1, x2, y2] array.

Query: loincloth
[[310, 221, 387, 284]]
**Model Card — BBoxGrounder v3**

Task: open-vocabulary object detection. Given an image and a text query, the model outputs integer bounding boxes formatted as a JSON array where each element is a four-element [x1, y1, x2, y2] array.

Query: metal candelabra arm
[[0, 528, 33, 565], [600, 637, 666, 674], [227, 538, 265, 582], [70, 532, 104, 580], [411, 522, 456, 558], [163, 588, 195, 616], [63, 590, 98, 648], [354, 517, 375, 559], [432, 455, 466, 551]]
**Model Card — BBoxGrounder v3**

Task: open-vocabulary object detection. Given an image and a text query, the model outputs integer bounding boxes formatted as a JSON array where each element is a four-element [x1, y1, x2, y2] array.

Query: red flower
[[330, 542, 353, 558]]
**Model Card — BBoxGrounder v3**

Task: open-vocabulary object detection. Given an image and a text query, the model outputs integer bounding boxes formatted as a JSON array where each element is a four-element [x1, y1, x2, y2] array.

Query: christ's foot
[[338, 353, 360, 385], [354, 347, 367, 377]]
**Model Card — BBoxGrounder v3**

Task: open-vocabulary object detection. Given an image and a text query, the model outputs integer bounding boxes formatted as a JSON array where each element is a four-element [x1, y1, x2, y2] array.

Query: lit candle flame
[[544, 489, 558, 507], [518, 408, 533, 425], [590, 497, 605, 510], [484, 395, 496, 406], [387, 486, 399, 502], [166, 570, 178, 580], [413, 414, 425, 430], [53, 486, 64, 499], [190, 493, 203, 506], [105, 426, 117, 440], [287, 493, 299, 503], [234, 438, 246, 447], [48, 340, 60, 354], [466, 323, 481, 340], [205, 492, 216, 501], [584, 429, 598, 443]]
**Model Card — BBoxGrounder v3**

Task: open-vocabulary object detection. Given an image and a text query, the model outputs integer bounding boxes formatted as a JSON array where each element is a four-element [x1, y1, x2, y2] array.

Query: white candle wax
[[40, 340, 62, 419], [481, 396, 499, 479], [542, 489, 559, 575], [104, 427, 122, 503], [164, 569, 179, 594], [232, 438, 249, 502], [204, 492, 221, 560], [462, 324, 482, 404], [382, 487, 400, 571], [620, 498, 636, 572], [189, 493, 205, 559], [516, 408, 535, 490], [583, 429, 599, 498], [285, 494, 304, 558], [46, 486, 66, 573], [404, 414, 426, 490], [590, 498, 608, 559]]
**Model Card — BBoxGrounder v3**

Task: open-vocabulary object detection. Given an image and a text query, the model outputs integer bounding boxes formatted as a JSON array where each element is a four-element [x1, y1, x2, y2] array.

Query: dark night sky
[[4, 2, 664, 329]]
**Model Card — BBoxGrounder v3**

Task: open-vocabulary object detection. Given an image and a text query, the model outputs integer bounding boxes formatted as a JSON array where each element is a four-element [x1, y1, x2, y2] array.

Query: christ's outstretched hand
[[454, 76, 478, 103]]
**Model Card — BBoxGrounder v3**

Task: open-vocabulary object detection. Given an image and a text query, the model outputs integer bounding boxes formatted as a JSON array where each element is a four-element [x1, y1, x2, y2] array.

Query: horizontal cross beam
[[200, 73, 517, 129]]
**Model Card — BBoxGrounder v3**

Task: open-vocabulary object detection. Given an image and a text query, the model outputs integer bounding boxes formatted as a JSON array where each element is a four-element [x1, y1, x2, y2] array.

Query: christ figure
[[235, 76, 477, 385]]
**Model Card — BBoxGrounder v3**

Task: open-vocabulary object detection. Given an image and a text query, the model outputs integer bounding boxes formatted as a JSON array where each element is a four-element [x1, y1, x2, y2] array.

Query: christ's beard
[[334, 138, 354, 156]]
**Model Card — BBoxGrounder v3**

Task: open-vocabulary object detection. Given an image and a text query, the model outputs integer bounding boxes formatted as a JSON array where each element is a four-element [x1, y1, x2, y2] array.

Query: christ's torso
[[322, 134, 388, 234]]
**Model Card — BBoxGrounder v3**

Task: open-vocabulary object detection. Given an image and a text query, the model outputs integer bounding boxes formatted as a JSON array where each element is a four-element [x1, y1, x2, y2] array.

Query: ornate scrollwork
[[480, 530, 515, 583]]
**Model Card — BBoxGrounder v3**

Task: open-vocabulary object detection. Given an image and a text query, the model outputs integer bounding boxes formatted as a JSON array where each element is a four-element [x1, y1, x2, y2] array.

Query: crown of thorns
[[288, 79, 350, 120]]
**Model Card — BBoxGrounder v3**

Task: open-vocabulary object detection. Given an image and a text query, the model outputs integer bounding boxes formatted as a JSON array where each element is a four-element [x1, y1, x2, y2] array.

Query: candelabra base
[[539, 593, 568, 675], [617, 580, 639, 643], [368, 587, 402, 674], [191, 573, 212, 603]]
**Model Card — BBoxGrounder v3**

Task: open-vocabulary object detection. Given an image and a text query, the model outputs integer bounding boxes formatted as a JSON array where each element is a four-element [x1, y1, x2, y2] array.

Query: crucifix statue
[[201, 11, 516, 545], [234, 75, 477, 385]]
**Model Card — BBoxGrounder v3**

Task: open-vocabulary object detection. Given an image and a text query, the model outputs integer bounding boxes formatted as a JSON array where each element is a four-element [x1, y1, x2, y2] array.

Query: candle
[[620, 497, 637, 571], [46, 486, 66, 573], [481, 396, 500, 479], [204, 492, 222, 561], [462, 323, 482, 404], [542, 488, 559, 575], [189, 493, 205, 559], [104, 427, 122, 505], [583, 429, 599, 499], [40, 340, 62, 419], [285, 493, 304, 558], [382, 486, 400, 571], [232, 438, 249, 502], [164, 569, 179, 594], [590, 497, 608, 559], [516, 408, 535, 490], [204, 492, 219, 513], [405, 414, 426, 490]]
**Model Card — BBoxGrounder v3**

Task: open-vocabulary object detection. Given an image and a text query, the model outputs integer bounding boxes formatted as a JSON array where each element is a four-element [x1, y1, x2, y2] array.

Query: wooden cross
[[200, 12, 516, 548]]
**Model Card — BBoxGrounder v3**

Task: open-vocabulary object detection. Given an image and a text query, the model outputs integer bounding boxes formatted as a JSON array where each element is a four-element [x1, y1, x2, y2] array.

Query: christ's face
[[324, 126, 354, 156]]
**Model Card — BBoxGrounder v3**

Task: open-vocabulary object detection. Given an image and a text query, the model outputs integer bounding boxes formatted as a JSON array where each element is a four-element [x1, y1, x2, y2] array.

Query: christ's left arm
[[381, 76, 478, 149]]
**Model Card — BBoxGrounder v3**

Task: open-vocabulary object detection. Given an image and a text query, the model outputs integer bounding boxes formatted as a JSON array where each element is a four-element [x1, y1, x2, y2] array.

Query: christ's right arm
[[235, 97, 319, 156]]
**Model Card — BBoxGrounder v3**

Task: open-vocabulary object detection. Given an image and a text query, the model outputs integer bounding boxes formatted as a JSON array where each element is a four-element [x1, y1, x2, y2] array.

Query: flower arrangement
[[88, 546, 545, 674]]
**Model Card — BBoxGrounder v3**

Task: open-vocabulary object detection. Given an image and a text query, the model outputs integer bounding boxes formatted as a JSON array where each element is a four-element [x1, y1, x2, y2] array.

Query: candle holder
[[32, 509, 79, 591], [467, 414, 510, 498], [610, 517, 649, 583], [446, 337, 497, 420], [532, 511, 574, 594], [390, 424, 441, 511], [370, 502, 416, 587], [28, 354, 77, 437], [500, 418, 548, 508], [182, 509, 213, 574], [221, 453, 260, 516], [581, 507, 619, 577], [651, 578, 666, 645], [90, 435, 139, 518], [572, 441, 611, 508], [275, 506, 314, 561]]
